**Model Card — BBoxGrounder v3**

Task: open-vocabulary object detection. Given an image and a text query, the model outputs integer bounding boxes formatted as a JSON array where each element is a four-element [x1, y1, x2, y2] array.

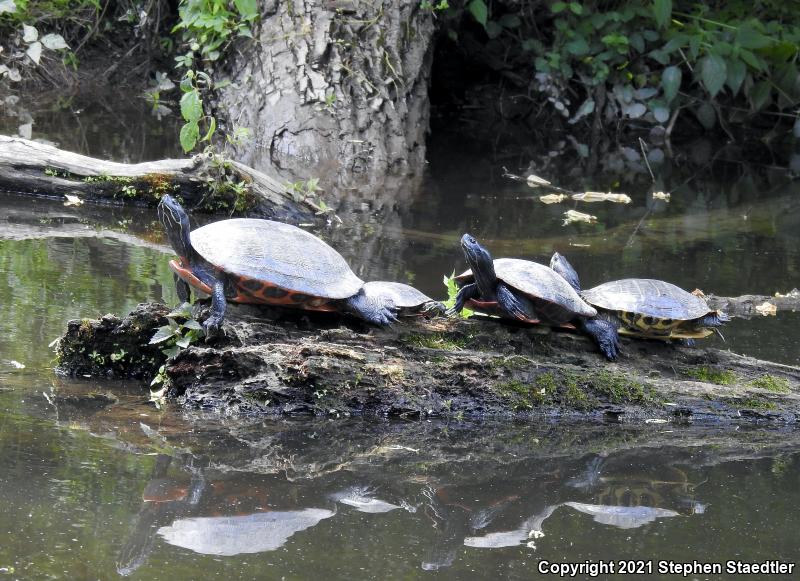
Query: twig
[[638, 137, 655, 183]]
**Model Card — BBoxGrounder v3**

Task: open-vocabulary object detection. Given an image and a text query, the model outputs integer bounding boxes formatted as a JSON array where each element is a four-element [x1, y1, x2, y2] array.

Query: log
[[0, 136, 315, 222], [706, 290, 800, 318], [55, 301, 800, 424]]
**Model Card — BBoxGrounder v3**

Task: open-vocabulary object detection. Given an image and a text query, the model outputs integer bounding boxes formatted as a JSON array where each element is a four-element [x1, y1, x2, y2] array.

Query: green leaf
[[180, 89, 202, 123], [652, 102, 670, 123], [700, 54, 727, 99], [175, 335, 192, 348], [149, 325, 177, 345], [180, 121, 200, 153], [498, 14, 520, 29], [485, 20, 503, 39], [726, 58, 746, 97], [738, 49, 765, 72], [736, 25, 772, 50], [183, 319, 203, 330], [468, 0, 487, 26], [551, 1, 567, 13], [443, 273, 473, 318], [569, 2, 583, 15], [201, 116, 217, 142], [661, 65, 682, 102], [233, 0, 257, 19], [749, 80, 772, 111], [694, 102, 716, 129], [652, 0, 672, 29], [566, 37, 590, 56]]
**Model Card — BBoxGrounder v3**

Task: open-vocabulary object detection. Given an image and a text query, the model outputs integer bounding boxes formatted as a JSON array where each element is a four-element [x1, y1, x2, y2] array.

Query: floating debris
[[571, 191, 632, 204], [562, 209, 598, 225], [526, 174, 552, 187], [644, 418, 668, 424], [568, 243, 591, 247], [652, 191, 671, 201], [775, 288, 800, 299], [64, 194, 83, 206], [691, 288, 706, 298], [3, 360, 25, 369], [755, 302, 777, 316], [539, 193, 568, 204]]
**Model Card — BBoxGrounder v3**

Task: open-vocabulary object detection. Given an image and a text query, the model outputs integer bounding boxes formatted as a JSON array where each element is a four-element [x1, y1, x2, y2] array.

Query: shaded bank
[[55, 302, 800, 424]]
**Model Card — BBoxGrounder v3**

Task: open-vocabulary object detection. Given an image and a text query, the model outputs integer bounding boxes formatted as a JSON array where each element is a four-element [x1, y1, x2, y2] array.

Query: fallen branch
[[0, 136, 314, 222], [55, 302, 800, 424], [705, 290, 800, 318]]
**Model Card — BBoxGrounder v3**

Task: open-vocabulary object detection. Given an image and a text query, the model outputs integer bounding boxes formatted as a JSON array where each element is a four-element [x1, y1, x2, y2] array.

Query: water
[[1, 98, 799, 579]]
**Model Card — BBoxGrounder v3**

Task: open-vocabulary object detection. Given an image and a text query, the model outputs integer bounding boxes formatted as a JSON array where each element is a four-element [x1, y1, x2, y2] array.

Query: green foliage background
[[442, 0, 800, 134]]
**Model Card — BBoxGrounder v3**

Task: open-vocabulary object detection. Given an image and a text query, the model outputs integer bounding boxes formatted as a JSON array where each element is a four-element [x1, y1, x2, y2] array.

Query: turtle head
[[158, 195, 192, 261], [461, 233, 497, 296], [550, 251, 581, 293]]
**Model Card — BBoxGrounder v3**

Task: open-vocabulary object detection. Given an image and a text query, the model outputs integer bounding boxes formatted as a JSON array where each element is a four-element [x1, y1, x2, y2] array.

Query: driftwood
[[706, 290, 800, 318], [0, 136, 314, 222], [56, 301, 800, 424]]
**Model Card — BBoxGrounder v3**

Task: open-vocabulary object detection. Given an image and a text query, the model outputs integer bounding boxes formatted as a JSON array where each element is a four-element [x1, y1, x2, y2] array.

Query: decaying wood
[[0, 136, 314, 222], [56, 302, 800, 424]]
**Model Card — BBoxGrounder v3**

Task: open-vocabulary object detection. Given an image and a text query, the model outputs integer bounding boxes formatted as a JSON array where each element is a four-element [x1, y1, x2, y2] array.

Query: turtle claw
[[202, 318, 224, 341]]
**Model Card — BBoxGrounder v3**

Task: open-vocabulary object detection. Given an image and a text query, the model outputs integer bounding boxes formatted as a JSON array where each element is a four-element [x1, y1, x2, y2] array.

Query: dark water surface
[[1, 99, 799, 579]]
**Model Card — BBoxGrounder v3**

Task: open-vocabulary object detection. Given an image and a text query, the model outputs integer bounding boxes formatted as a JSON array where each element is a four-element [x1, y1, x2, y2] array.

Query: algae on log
[[56, 302, 800, 423], [0, 136, 314, 222], [215, 1, 435, 191]]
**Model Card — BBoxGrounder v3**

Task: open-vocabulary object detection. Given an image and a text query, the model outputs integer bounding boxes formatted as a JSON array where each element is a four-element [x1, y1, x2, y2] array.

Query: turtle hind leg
[[577, 317, 621, 361], [174, 273, 191, 303], [496, 283, 538, 321], [446, 283, 478, 316], [343, 289, 398, 326]]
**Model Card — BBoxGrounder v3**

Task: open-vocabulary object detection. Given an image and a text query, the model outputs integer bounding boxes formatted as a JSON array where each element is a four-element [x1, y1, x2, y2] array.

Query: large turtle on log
[[550, 252, 729, 342], [158, 195, 402, 334], [449, 234, 620, 360]]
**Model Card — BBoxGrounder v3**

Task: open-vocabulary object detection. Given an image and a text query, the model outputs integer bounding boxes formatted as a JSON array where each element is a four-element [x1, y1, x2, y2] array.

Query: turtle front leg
[[446, 283, 479, 316], [174, 273, 191, 304], [495, 283, 538, 321], [203, 279, 227, 338], [343, 289, 398, 326], [576, 317, 621, 361]]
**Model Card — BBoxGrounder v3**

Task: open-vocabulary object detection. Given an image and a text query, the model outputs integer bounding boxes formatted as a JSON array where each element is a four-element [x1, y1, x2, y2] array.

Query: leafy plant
[[443, 272, 473, 318], [173, 0, 258, 67], [178, 70, 216, 152], [148, 302, 204, 390], [441, 0, 800, 135]]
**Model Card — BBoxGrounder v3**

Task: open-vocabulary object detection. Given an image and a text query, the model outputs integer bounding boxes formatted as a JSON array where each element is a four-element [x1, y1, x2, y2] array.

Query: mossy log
[[0, 136, 314, 222], [56, 302, 800, 424]]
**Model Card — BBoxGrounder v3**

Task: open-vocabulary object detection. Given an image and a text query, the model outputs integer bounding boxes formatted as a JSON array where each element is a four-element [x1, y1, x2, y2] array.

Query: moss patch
[[589, 370, 652, 404], [686, 366, 737, 385], [405, 332, 470, 351], [750, 375, 790, 394], [737, 396, 777, 411]]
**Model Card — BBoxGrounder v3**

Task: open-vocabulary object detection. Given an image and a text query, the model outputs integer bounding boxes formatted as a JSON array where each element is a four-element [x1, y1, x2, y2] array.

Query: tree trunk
[[215, 0, 436, 195]]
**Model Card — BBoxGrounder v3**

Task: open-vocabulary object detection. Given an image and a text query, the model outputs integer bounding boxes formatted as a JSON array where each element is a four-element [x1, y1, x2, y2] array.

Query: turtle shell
[[362, 281, 435, 308], [191, 219, 363, 299], [455, 258, 596, 318], [582, 279, 711, 321]]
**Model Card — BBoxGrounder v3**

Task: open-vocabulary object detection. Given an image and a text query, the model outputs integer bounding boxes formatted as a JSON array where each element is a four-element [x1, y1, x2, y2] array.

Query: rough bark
[[0, 136, 315, 222], [215, 0, 436, 195], [56, 302, 800, 424]]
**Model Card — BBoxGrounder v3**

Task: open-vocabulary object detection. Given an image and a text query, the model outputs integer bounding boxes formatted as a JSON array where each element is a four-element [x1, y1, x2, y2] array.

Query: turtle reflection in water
[[157, 195, 441, 335]]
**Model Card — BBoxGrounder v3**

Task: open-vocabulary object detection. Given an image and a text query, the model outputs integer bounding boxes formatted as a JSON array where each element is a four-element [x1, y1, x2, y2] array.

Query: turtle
[[157, 195, 399, 335], [449, 234, 621, 360], [361, 281, 445, 317], [549, 251, 729, 343]]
